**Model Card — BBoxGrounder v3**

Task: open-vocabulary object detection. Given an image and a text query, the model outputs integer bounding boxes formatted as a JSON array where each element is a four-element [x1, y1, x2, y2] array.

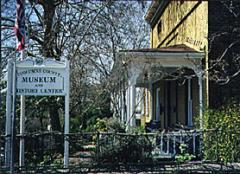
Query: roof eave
[[145, 0, 170, 28], [118, 51, 205, 61]]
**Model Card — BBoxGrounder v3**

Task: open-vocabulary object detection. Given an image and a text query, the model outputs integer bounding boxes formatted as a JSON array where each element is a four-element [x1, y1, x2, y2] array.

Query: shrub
[[175, 143, 195, 163], [202, 103, 240, 163], [88, 117, 125, 133], [97, 134, 153, 163]]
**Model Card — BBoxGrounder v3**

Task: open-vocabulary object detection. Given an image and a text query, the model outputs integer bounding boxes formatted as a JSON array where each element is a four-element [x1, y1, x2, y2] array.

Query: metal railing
[[0, 129, 240, 172]]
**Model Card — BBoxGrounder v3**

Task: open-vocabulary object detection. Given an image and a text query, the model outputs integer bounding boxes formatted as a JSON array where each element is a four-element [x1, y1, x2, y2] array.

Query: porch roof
[[119, 44, 199, 53], [113, 44, 205, 85], [117, 44, 205, 66]]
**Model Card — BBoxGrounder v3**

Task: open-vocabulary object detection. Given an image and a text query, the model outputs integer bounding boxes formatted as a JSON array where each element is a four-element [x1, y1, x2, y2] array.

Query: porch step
[[152, 146, 175, 160], [153, 152, 174, 160]]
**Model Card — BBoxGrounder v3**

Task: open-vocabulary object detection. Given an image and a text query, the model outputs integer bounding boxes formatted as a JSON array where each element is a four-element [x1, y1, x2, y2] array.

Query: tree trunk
[[42, 0, 56, 57], [49, 105, 61, 132]]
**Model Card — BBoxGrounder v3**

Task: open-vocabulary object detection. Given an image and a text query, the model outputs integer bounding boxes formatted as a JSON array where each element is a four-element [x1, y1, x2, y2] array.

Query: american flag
[[14, 0, 25, 51]]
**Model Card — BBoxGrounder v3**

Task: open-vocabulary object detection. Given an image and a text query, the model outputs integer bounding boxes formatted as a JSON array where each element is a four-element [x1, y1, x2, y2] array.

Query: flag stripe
[[14, 0, 25, 51]]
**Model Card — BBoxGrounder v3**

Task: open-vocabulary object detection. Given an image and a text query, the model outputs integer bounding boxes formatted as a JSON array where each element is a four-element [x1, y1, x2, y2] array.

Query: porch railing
[[150, 130, 202, 158]]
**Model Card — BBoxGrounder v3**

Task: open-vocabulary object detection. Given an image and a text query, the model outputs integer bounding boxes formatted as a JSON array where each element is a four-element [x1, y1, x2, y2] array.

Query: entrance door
[[166, 81, 171, 128], [164, 81, 177, 128]]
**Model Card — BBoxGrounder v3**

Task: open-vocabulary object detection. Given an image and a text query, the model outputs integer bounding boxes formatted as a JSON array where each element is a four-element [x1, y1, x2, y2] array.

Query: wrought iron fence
[[0, 129, 240, 172], [0, 135, 4, 167]]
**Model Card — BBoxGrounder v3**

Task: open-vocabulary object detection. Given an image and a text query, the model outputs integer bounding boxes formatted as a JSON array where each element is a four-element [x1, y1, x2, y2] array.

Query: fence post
[[173, 134, 176, 155], [199, 130, 204, 159], [231, 130, 234, 162], [180, 131, 183, 144], [193, 131, 196, 156], [160, 132, 163, 154], [96, 132, 100, 163], [167, 134, 169, 154], [216, 129, 220, 162]]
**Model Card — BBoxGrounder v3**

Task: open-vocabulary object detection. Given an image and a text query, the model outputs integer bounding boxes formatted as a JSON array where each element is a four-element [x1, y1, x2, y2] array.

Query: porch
[[112, 45, 206, 130]]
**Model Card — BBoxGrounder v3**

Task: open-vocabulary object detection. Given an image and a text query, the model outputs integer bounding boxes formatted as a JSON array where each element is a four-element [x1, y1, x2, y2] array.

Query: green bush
[[175, 143, 195, 163], [202, 103, 240, 163], [86, 117, 125, 133], [97, 134, 153, 163]]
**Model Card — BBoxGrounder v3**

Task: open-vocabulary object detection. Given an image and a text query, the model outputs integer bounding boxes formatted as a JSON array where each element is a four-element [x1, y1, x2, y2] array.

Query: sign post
[[64, 59, 70, 167], [10, 60, 17, 173], [5, 59, 13, 168], [5, 57, 70, 169]]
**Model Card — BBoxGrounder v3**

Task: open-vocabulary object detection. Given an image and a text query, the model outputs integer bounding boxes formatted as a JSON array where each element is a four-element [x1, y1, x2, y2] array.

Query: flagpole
[[19, 50, 25, 167], [14, 0, 26, 168]]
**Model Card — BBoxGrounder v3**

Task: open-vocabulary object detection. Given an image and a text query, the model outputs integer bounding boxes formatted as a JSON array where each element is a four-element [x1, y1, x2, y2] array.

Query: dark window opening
[[157, 21, 162, 40]]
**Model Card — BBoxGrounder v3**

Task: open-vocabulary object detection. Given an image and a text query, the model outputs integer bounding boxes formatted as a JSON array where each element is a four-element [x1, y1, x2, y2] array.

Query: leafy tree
[[1, 1, 149, 133]]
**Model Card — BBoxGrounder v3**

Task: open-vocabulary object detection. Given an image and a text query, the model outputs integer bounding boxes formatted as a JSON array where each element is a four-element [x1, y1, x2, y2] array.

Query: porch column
[[129, 82, 136, 126], [118, 93, 121, 120], [127, 62, 142, 128], [150, 82, 153, 121], [187, 79, 193, 127], [198, 74, 203, 129], [126, 81, 136, 128], [121, 90, 125, 123], [126, 86, 130, 126]]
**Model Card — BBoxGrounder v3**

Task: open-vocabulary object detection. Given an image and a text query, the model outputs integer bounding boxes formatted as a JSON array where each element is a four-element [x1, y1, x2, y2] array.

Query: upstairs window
[[157, 21, 162, 40]]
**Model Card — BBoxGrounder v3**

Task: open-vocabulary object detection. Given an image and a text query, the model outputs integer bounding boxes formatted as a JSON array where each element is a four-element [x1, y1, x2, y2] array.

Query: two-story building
[[111, 0, 240, 130]]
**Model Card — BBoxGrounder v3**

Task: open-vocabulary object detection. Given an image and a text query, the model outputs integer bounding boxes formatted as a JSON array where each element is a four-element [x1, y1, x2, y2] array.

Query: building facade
[[112, 0, 240, 130]]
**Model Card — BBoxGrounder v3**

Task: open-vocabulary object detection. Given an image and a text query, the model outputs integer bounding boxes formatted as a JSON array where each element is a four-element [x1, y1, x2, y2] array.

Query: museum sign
[[16, 58, 69, 96]]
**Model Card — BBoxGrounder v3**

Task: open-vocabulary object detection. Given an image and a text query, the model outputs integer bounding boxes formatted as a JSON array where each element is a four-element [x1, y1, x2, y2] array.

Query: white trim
[[16, 58, 66, 68], [118, 51, 203, 73], [118, 51, 204, 60]]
